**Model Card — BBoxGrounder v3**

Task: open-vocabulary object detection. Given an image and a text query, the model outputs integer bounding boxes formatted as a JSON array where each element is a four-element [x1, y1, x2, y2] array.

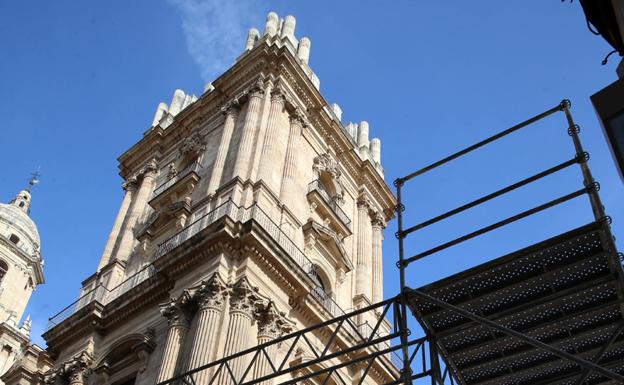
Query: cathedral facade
[[40, 12, 395, 385]]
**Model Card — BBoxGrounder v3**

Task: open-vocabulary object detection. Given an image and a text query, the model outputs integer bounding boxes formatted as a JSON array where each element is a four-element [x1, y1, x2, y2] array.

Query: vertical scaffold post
[[560, 100, 618, 255], [394, 178, 412, 385]]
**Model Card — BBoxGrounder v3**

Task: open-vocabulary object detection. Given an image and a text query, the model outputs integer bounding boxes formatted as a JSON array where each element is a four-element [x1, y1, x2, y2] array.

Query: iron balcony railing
[[307, 180, 352, 230], [153, 162, 202, 197], [46, 264, 156, 331]]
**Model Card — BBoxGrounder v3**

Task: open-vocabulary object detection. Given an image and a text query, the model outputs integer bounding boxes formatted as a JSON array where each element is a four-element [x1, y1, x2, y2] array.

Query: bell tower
[[0, 175, 46, 380]]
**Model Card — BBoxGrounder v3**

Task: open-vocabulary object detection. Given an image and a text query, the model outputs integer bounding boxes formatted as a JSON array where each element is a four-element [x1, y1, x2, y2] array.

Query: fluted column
[[355, 195, 372, 300], [257, 88, 286, 192], [233, 81, 265, 181], [115, 160, 158, 263], [157, 298, 192, 383], [207, 102, 240, 196], [279, 111, 304, 203], [218, 280, 260, 384], [251, 305, 290, 385], [184, 277, 228, 384], [97, 178, 137, 271], [371, 212, 385, 304]]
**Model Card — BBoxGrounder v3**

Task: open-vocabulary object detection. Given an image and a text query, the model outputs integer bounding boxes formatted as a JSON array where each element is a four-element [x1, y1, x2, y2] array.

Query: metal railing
[[153, 162, 202, 197], [307, 180, 352, 230], [46, 264, 156, 331]]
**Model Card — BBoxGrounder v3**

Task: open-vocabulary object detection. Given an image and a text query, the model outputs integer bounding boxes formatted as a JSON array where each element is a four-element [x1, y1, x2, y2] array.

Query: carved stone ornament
[[122, 176, 138, 191], [167, 162, 178, 178], [179, 133, 206, 158], [370, 210, 385, 229], [248, 78, 266, 98], [255, 302, 294, 339], [191, 274, 228, 311], [57, 351, 93, 385], [312, 153, 345, 203], [221, 98, 242, 116], [159, 297, 191, 328], [141, 159, 159, 176], [228, 278, 264, 318]]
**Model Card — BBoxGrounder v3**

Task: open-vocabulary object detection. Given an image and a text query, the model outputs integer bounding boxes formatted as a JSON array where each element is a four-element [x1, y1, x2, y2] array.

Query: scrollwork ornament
[[194, 275, 228, 311]]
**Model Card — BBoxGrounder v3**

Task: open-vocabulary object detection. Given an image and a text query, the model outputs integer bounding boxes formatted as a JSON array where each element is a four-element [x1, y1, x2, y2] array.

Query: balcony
[[149, 162, 202, 208], [46, 264, 156, 331], [48, 199, 358, 339], [306, 180, 352, 237]]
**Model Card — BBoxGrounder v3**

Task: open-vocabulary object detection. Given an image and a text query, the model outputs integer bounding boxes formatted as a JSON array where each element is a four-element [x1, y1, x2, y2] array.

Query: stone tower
[[42, 12, 396, 385], [0, 179, 51, 384]]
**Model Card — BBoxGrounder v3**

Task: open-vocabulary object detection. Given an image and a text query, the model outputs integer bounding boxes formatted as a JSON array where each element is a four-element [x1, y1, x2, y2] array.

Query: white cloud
[[168, 0, 263, 82]]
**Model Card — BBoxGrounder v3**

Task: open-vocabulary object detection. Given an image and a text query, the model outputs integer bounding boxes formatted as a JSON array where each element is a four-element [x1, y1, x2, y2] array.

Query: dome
[[0, 191, 40, 258]]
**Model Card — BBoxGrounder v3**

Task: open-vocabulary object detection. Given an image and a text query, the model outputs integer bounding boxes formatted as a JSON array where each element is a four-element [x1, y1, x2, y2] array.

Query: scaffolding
[[159, 100, 624, 385]]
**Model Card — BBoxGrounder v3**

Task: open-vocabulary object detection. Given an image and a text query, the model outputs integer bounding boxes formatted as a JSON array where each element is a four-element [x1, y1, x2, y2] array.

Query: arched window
[[0, 260, 8, 285], [9, 234, 19, 245]]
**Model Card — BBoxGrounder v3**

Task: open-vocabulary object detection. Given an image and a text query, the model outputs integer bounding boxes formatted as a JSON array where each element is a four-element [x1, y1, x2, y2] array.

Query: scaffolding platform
[[408, 222, 624, 385]]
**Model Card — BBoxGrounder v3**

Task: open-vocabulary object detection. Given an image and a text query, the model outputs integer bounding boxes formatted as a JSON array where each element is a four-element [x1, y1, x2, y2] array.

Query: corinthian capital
[[255, 302, 294, 339], [60, 351, 93, 385], [270, 87, 286, 105], [228, 277, 263, 318], [192, 274, 228, 311], [221, 99, 241, 116], [289, 109, 307, 127], [357, 192, 372, 210], [370, 210, 385, 229], [122, 176, 138, 191], [159, 297, 191, 328], [248, 79, 266, 98]]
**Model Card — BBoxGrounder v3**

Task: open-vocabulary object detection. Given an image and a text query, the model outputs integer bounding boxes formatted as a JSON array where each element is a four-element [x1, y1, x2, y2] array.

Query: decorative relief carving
[[45, 351, 93, 385], [313, 153, 345, 204], [228, 278, 263, 319], [121, 176, 138, 192], [255, 302, 294, 339], [167, 163, 178, 178], [190, 274, 228, 311], [159, 296, 192, 328], [179, 133, 206, 158]]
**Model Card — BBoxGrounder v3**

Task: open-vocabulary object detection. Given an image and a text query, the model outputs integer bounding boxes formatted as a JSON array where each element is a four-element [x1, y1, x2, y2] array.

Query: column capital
[[289, 109, 307, 128], [191, 274, 228, 311], [221, 99, 242, 116], [357, 192, 372, 210], [159, 297, 192, 328], [228, 278, 263, 318], [270, 87, 286, 105], [255, 302, 294, 340], [139, 159, 159, 178], [370, 210, 385, 229], [248, 79, 266, 99], [122, 176, 139, 191], [59, 351, 93, 385]]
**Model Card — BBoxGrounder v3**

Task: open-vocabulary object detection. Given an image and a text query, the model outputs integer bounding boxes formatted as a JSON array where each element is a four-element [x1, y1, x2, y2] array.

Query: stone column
[[114, 160, 158, 263], [371, 212, 385, 304], [251, 306, 290, 385], [232, 81, 265, 181], [217, 280, 261, 384], [97, 178, 137, 271], [184, 277, 228, 384], [207, 102, 240, 197], [257, 88, 286, 192], [355, 195, 372, 300], [157, 298, 192, 383], [279, 111, 304, 204]]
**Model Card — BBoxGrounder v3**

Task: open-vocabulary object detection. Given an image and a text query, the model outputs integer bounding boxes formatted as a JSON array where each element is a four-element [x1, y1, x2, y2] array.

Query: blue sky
[[1, 1, 622, 367]]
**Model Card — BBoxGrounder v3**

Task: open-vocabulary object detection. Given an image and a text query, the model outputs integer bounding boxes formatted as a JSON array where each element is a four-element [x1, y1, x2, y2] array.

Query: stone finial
[[357, 121, 370, 148], [297, 37, 311, 64], [330, 103, 342, 122], [264, 12, 279, 37], [370, 138, 381, 164], [204, 83, 215, 93], [169, 89, 186, 116], [245, 28, 260, 51], [281, 15, 297, 44], [151, 102, 168, 127]]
